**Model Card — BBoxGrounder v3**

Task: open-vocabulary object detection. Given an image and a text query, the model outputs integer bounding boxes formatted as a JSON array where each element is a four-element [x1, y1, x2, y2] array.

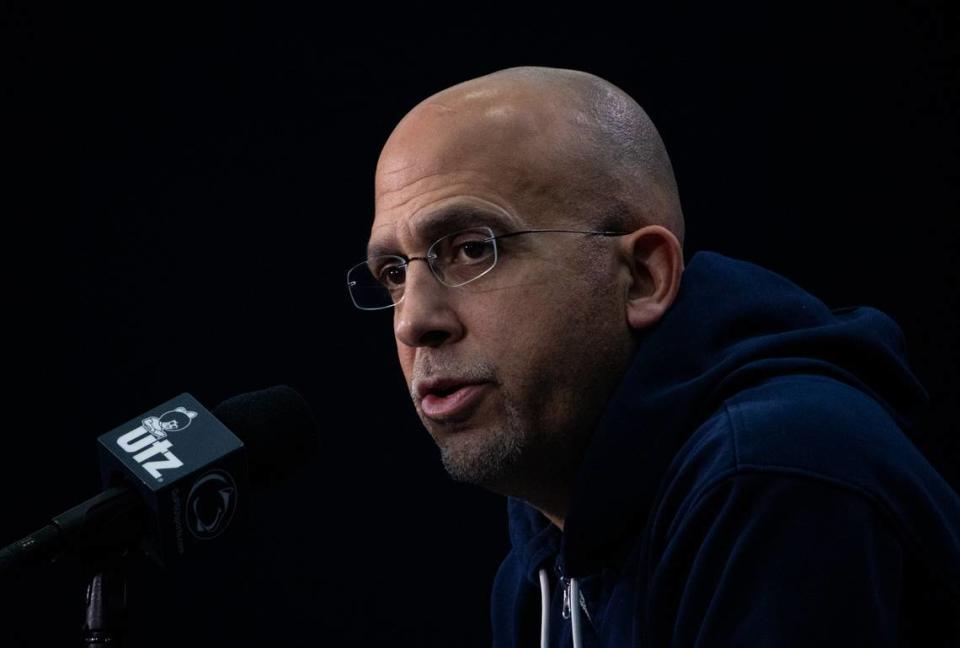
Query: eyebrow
[[365, 205, 516, 258]]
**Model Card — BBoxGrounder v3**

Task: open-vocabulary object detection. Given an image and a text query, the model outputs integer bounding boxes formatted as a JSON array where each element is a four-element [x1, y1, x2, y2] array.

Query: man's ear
[[618, 225, 685, 331]]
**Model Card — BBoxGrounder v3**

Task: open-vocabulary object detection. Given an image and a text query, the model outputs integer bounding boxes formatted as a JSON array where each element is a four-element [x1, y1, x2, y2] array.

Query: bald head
[[370, 68, 687, 519], [375, 66, 684, 249]]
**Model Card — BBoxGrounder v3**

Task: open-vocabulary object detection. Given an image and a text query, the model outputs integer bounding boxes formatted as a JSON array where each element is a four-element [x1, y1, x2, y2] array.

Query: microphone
[[0, 385, 319, 575]]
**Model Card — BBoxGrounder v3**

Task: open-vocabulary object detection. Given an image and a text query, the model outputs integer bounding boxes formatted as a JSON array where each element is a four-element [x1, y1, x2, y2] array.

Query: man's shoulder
[[669, 373, 927, 486], [720, 373, 927, 484], [658, 373, 960, 557], [629, 373, 960, 648]]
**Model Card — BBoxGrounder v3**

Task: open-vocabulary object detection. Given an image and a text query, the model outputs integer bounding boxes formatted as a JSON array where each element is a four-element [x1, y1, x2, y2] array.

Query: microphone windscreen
[[213, 385, 320, 486]]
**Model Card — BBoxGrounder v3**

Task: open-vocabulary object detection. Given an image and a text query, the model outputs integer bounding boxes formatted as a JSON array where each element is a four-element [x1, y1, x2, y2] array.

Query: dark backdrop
[[4, 2, 958, 646]]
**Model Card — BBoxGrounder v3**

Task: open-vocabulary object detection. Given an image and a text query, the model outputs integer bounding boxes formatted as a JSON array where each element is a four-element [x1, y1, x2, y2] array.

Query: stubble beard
[[432, 395, 527, 492], [429, 388, 586, 510]]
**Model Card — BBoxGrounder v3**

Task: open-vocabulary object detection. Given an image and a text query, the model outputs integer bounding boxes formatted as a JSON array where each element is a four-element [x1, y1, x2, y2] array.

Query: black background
[[4, 2, 958, 646]]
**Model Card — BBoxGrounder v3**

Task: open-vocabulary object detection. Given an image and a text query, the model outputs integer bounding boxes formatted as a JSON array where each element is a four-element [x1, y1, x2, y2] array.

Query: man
[[348, 66, 960, 646]]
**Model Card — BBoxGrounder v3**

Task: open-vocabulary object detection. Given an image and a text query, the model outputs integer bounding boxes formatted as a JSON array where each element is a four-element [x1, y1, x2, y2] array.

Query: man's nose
[[394, 259, 464, 348]]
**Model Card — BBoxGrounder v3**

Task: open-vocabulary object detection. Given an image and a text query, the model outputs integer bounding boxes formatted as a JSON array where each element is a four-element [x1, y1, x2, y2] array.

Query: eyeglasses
[[346, 226, 626, 310]]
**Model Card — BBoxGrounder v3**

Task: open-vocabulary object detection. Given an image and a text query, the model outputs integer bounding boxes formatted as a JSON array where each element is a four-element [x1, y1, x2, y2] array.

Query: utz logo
[[116, 406, 198, 481]]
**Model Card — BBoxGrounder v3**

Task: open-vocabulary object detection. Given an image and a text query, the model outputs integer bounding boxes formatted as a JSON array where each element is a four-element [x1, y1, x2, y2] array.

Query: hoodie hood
[[507, 249, 932, 582]]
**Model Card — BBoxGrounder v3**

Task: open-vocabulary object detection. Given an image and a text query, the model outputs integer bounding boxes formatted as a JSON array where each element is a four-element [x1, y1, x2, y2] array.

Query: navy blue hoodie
[[490, 250, 960, 647]]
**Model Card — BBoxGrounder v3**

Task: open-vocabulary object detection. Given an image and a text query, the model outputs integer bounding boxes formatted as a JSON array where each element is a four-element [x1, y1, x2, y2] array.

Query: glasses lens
[[347, 227, 498, 310], [347, 255, 405, 310], [431, 227, 497, 286]]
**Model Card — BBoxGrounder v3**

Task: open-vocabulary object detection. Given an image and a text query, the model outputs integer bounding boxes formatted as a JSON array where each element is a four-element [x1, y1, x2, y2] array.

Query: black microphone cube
[[97, 393, 249, 567]]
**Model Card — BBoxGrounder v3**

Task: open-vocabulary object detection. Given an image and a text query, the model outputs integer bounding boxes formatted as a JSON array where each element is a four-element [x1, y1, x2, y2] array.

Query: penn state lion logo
[[185, 470, 239, 539]]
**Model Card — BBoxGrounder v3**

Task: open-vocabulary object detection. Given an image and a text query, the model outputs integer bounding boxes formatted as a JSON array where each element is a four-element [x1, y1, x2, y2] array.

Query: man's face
[[369, 92, 635, 499]]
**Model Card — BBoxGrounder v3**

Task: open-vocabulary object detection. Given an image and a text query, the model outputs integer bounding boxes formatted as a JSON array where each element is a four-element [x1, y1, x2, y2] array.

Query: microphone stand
[[81, 551, 130, 647]]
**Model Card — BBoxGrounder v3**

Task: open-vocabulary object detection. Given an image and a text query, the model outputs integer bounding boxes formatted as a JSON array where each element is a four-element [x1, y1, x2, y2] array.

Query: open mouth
[[432, 385, 462, 398], [420, 383, 490, 421]]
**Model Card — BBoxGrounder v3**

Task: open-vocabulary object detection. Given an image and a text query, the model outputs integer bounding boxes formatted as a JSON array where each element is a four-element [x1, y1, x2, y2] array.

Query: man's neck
[[488, 479, 569, 532]]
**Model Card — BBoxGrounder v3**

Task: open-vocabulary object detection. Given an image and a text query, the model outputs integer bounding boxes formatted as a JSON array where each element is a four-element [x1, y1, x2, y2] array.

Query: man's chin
[[435, 426, 524, 489]]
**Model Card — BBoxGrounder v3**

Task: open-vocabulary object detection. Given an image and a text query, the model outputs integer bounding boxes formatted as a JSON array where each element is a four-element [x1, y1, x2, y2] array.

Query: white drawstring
[[569, 577, 583, 648], [538, 568, 551, 648], [538, 568, 584, 648]]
